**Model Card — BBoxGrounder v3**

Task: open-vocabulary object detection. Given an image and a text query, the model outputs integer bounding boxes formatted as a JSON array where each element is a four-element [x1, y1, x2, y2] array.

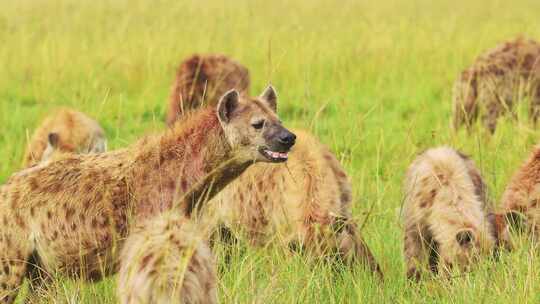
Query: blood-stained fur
[[118, 212, 216, 304], [500, 144, 540, 240], [402, 146, 509, 280], [0, 87, 294, 303], [22, 108, 107, 167], [453, 37, 540, 133], [166, 54, 250, 126]]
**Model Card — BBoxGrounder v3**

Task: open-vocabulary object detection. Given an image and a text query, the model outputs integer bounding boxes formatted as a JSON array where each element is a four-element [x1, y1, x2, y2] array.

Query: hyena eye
[[251, 120, 265, 130]]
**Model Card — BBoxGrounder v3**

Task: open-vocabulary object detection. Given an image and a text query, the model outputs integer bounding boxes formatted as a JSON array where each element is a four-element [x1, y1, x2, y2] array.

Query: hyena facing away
[[453, 37, 540, 133], [500, 144, 540, 240], [118, 212, 217, 304], [206, 129, 382, 276], [0, 87, 295, 303], [166, 54, 250, 126], [22, 108, 107, 167], [402, 147, 509, 280]]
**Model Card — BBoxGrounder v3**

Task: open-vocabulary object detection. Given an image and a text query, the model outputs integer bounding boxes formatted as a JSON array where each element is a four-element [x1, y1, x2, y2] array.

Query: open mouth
[[259, 147, 289, 163]]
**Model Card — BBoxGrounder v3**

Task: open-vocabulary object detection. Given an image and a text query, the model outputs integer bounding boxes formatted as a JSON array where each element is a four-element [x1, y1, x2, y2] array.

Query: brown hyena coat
[[500, 144, 540, 240], [22, 108, 107, 167], [402, 147, 509, 280], [166, 54, 250, 126], [0, 87, 295, 303], [118, 212, 217, 304], [453, 37, 540, 133], [206, 129, 382, 276]]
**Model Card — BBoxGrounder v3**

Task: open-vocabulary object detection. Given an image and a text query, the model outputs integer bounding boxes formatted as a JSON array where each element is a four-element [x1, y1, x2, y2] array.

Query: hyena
[[22, 108, 107, 167], [166, 57, 382, 277], [402, 147, 509, 280], [118, 212, 217, 304], [206, 129, 382, 276], [166, 54, 250, 126], [500, 144, 540, 240], [0, 87, 295, 303], [453, 37, 540, 133]]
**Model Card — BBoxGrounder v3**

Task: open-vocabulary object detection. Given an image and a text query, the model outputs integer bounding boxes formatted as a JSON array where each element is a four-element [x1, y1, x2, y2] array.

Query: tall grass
[[1, 0, 539, 302]]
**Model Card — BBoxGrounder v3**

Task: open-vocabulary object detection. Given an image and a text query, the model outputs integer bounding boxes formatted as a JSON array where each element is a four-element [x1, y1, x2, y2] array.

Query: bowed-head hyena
[[402, 147, 509, 280], [166, 54, 250, 126], [500, 144, 540, 240], [206, 129, 382, 276], [22, 108, 107, 167], [0, 86, 295, 303], [453, 37, 540, 133], [118, 212, 217, 304]]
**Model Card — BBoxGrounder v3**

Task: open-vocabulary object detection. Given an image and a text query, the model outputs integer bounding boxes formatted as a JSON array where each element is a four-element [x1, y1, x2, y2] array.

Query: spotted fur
[[118, 212, 216, 304], [22, 108, 107, 167], [166, 54, 250, 126], [453, 37, 540, 133], [402, 147, 507, 280], [500, 144, 540, 240]]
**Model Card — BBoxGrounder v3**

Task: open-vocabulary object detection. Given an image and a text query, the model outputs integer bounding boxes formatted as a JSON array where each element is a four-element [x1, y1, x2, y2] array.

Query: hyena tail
[[323, 148, 383, 278]]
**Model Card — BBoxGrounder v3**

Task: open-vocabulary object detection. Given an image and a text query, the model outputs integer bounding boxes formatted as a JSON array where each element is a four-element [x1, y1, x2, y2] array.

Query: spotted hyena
[[500, 144, 540, 240], [22, 108, 107, 167], [0, 87, 295, 303], [166, 54, 250, 126], [453, 37, 540, 133], [118, 212, 217, 304], [206, 129, 382, 276], [402, 147, 510, 280], [166, 57, 382, 277]]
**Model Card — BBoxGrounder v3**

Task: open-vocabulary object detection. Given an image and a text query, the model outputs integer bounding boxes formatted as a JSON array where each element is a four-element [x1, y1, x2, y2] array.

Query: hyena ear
[[47, 133, 60, 149], [456, 230, 474, 247], [259, 85, 277, 113], [217, 89, 240, 124], [505, 211, 526, 233]]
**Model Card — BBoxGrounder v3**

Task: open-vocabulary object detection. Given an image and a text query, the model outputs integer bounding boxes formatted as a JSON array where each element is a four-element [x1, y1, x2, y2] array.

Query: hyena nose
[[278, 130, 296, 146]]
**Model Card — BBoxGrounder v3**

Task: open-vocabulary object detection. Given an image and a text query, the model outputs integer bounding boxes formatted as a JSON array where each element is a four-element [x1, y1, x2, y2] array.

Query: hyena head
[[217, 85, 296, 163], [40, 132, 107, 163]]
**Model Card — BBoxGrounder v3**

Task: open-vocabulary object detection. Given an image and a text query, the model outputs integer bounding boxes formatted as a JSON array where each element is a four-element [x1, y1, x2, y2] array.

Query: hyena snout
[[276, 129, 296, 148]]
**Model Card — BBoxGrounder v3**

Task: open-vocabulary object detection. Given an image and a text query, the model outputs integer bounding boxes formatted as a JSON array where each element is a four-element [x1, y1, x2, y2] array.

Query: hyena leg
[[25, 251, 54, 300], [0, 233, 33, 303], [481, 100, 503, 134], [529, 87, 540, 125], [118, 214, 217, 304], [335, 220, 383, 278], [403, 226, 430, 281]]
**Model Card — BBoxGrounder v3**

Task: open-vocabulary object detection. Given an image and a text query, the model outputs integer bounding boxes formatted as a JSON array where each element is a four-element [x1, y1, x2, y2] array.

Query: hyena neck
[[132, 108, 252, 218]]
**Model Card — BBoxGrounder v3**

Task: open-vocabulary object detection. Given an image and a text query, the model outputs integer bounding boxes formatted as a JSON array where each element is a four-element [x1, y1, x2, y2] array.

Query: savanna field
[[1, 0, 540, 303]]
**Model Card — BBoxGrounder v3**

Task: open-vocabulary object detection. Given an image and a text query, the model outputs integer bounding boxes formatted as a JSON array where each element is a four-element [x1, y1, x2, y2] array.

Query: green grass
[[1, 0, 540, 302]]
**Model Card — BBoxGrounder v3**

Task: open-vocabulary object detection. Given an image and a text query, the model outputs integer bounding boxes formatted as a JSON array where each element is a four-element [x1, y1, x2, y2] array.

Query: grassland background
[[1, 0, 540, 303]]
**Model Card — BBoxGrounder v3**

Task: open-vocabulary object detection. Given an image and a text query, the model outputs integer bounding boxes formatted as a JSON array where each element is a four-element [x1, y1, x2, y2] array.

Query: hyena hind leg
[[0, 235, 34, 304], [403, 226, 434, 281]]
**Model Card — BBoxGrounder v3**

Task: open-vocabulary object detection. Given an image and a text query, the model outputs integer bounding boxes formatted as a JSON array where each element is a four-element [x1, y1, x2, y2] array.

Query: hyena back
[[402, 146, 507, 280], [166, 54, 250, 126], [22, 108, 107, 167], [118, 212, 217, 304], [453, 37, 540, 133]]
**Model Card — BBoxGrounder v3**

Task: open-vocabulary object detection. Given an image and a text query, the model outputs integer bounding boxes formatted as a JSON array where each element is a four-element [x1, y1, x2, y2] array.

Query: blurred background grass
[[1, 0, 539, 302]]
